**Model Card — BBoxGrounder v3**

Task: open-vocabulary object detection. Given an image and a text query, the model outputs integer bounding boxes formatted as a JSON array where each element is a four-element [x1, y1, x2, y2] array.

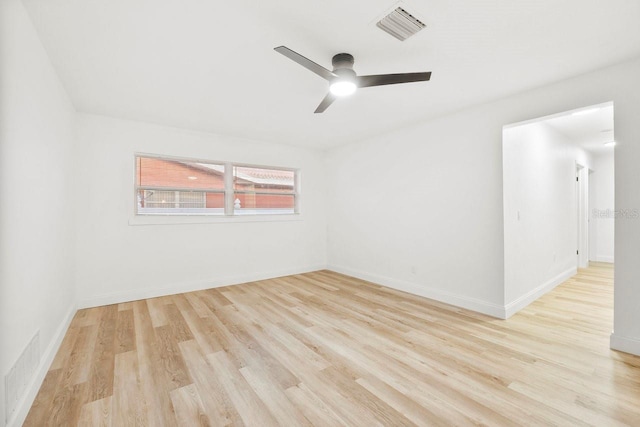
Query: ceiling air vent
[[376, 7, 426, 41]]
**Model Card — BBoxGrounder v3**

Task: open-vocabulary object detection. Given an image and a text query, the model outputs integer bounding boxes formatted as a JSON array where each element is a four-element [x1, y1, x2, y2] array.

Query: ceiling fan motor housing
[[332, 53, 354, 70], [331, 53, 356, 84]]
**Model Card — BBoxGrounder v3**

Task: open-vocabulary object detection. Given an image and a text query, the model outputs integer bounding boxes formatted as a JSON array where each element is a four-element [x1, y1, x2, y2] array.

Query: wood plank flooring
[[25, 262, 640, 426]]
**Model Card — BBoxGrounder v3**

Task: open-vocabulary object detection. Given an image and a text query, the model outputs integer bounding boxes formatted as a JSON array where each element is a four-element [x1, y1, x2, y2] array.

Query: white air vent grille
[[5, 331, 40, 424], [377, 7, 426, 41]]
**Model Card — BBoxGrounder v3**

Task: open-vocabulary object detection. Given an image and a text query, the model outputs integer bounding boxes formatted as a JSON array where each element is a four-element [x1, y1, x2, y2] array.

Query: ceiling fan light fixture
[[329, 80, 357, 97], [273, 46, 432, 113]]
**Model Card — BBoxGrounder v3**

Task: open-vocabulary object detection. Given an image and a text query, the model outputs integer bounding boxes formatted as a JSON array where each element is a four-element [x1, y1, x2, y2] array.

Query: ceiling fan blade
[[274, 46, 336, 81], [314, 93, 336, 114], [357, 72, 432, 88]]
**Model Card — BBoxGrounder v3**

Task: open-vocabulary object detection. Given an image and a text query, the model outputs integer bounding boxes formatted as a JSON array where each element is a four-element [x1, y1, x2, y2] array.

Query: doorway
[[502, 101, 614, 317]]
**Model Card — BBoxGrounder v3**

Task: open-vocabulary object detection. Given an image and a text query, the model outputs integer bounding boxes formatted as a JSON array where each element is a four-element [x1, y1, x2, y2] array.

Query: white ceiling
[[22, 0, 640, 149], [545, 104, 615, 154]]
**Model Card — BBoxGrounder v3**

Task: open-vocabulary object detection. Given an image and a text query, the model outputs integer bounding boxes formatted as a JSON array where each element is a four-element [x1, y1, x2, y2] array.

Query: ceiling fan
[[274, 46, 432, 113]]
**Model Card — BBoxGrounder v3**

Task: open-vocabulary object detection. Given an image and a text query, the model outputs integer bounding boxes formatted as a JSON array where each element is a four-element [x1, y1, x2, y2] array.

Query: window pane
[[137, 189, 224, 214], [137, 156, 224, 190], [233, 166, 294, 193], [233, 193, 295, 214], [135, 155, 299, 216]]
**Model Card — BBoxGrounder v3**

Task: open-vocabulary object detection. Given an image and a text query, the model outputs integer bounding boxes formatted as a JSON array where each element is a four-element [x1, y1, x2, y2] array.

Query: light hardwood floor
[[25, 262, 640, 426]]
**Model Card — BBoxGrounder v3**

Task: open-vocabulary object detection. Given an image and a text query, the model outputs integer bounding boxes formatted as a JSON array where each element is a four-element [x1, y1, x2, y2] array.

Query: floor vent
[[376, 7, 426, 41], [5, 332, 40, 424]]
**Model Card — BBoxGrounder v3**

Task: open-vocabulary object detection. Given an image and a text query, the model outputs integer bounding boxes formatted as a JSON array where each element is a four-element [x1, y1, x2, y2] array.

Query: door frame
[[576, 163, 590, 268]]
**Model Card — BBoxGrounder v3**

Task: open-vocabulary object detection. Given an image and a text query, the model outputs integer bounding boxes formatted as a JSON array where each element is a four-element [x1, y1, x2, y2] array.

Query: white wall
[[589, 151, 615, 262], [503, 122, 592, 315], [74, 114, 327, 307], [0, 0, 77, 425], [325, 106, 507, 317], [613, 66, 640, 355], [326, 57, 640, 347]]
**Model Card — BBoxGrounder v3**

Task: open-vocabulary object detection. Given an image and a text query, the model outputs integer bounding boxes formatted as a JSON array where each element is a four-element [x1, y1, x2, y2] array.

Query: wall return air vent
[[377, 7, 426, 41]]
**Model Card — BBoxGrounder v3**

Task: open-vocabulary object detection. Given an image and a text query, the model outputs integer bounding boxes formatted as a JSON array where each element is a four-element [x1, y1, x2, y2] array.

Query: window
[[233, 166, 296, 215], [135, 155, 298, 216]]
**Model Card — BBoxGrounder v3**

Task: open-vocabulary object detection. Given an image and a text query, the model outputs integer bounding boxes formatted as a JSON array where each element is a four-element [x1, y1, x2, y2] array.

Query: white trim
[[128, 213, 303, 226], [327, 264, 506, 319], [610, 333, 640, 356], [576, 165, 590, 269], [504, 267, 576, 319], [77, 265, 327, 309], [592, 255, 614, 263], [502, 101, 613, 130], [224, 162, 234, 216], [7, 304, 76, 427], [134, 152, 298, 173]]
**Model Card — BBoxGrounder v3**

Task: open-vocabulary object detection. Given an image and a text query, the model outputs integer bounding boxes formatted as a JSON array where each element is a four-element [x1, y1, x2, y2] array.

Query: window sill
[[128, 213, 303, 226]]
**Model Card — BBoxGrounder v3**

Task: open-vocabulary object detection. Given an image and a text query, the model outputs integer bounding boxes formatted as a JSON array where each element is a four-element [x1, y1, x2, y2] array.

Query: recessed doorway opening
[[502, 102, 614, 318]]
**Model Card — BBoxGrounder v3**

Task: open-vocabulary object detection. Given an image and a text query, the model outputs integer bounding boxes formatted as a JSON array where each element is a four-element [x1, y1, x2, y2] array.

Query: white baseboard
[[7, 304, 76, 427], [327, 264, 505, 319], [610, 333, 640, 356], [591, 255, 614, 263], [504, 266, 576, 319], [77, 265, 327, 309]]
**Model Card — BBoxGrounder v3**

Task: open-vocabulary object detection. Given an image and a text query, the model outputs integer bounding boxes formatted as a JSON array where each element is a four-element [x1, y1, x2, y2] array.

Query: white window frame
[[131, 153, 301, 225]]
